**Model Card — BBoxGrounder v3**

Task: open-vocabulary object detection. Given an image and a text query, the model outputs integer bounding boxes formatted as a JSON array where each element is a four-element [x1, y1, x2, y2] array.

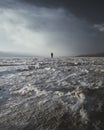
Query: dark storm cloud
[[22, 0, 104, 24], [1, 0, 104, 25]]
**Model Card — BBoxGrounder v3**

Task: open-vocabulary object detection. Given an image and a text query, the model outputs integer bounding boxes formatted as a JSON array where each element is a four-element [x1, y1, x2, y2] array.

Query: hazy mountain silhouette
[[77, 52, 104, 57]]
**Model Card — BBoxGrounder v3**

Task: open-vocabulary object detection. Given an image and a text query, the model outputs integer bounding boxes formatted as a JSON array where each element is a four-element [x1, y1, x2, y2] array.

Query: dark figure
[[51, 52, 53, 58]]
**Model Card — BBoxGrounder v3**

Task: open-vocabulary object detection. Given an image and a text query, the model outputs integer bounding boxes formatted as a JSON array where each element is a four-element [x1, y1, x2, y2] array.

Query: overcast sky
[[0, 0, 104, 56]]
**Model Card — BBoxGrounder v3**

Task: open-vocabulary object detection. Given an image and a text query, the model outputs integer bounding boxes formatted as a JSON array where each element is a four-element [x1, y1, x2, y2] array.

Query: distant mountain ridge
[[77, 52, 104, 57]]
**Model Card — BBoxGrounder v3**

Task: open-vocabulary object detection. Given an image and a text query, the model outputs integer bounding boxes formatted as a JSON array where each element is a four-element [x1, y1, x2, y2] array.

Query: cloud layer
[[0, 0, 104, 56]]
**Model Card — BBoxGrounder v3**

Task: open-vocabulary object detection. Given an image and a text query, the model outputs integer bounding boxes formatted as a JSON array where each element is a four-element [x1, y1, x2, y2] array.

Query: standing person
[[51, 52, 53, 58]]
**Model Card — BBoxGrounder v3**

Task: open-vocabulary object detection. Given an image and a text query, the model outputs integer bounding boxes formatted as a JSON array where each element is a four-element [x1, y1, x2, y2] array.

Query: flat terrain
[[0, 57, 104, 130]]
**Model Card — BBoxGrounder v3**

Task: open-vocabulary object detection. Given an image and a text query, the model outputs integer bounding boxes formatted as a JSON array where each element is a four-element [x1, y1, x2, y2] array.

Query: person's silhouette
[[51, 53, 53, 58]]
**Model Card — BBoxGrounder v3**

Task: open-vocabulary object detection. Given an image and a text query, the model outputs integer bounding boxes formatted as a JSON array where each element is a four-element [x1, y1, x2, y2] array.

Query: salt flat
[[0, 57, 104, 130]]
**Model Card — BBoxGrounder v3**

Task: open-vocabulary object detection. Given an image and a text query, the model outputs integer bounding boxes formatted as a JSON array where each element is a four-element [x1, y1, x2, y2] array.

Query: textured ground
[[0, 57, 104, 130]]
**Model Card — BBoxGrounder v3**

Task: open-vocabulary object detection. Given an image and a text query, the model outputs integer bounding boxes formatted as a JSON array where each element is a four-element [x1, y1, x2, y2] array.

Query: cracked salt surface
[[0, 57, 104, 130]]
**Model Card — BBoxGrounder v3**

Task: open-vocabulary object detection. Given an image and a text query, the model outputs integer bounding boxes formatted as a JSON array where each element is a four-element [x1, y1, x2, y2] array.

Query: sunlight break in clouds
[[0, 9, 51, 56]]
